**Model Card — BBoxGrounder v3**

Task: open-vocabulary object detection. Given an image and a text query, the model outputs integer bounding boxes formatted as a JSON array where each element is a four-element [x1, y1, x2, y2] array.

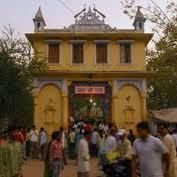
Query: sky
[[0, 0, 164, 38]]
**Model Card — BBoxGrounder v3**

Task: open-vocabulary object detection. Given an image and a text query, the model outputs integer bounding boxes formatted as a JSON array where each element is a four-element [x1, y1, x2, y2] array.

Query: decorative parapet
[[75, 7, 105, 25], [68, 7, 113, 32]]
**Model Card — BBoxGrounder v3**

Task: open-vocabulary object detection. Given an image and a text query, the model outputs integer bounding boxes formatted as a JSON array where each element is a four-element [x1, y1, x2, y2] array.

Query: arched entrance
[[36, 84, 62, 135], [116, 84, 142, 130], [68, 82, 112, 123]]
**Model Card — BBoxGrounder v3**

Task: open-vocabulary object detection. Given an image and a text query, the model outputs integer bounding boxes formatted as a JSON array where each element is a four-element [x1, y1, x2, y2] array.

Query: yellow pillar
[[141, 94, 147, 121], [112, 96, 119, 125], [112, 80, 120, 127], [62, 80, 69, 129], [33, 97, 38, 126], [62, 96, 68, 128], [32, 88, 39, 127]]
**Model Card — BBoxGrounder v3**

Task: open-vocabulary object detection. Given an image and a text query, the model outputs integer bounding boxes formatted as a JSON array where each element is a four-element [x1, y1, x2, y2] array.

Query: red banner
[[75, 86, 105, 95]]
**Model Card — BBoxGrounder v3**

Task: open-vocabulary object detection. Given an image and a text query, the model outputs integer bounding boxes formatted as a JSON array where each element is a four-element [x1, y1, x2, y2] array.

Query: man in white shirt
[[77, 121, 85, 128], [30, 125, 39, 159], [132, 121, 169, 177], [91, 128, 99, 157], [98, 122, 104, 131], [60, 126, 68, 165], [158, 124, 177, 177], [105, 128, 117, 153], [104, 123, 109, 135], [39, 127, 47, 160], [116, 129, 132, 160], [69, 128, 76, 159], [77, 131, 90, 177], [172, 129, 177, 151]]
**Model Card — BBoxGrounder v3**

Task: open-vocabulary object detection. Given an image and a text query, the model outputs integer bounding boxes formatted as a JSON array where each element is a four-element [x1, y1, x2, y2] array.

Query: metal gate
[[68, 82, 112, 123]]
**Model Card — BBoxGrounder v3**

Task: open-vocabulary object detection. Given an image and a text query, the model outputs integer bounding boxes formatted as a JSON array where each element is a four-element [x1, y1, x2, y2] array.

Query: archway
[[68, 81, 112, 123], [36, 84, 62, 135], [116, 84, 142, 130]]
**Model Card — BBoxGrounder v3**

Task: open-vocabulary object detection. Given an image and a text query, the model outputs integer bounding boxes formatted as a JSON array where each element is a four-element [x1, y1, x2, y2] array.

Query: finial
[[133, 5, 146, 31], [33, 6, 46, 32], [35, 6, 43, 18]]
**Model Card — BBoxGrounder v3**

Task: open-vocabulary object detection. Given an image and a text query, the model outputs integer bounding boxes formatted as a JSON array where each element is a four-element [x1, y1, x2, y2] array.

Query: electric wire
[[56, 0, 75, 15]]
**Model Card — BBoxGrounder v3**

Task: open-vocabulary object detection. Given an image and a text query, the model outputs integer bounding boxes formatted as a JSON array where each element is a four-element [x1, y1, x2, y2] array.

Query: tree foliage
[[0, 26, 46, 128], [121, 0, 177, 109]]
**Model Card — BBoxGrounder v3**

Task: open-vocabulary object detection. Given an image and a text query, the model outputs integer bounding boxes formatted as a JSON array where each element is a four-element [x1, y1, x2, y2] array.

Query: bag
[[106, 151, 120, 163]]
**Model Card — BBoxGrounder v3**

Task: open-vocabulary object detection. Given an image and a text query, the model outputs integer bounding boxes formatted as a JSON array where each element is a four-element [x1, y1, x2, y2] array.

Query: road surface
[[23, 159, 103, 177]]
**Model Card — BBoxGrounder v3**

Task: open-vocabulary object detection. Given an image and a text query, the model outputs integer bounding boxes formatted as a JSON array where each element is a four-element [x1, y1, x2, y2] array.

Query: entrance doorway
[[68, 82, 112, 123]]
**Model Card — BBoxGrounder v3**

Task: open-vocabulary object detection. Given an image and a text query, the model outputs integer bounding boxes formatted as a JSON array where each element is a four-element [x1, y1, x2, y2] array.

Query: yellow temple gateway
[[26, 7, 153, 134]]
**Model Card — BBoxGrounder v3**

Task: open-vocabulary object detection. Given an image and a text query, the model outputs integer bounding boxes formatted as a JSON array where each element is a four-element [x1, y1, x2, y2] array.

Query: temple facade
[[26, 7, 153, 134]]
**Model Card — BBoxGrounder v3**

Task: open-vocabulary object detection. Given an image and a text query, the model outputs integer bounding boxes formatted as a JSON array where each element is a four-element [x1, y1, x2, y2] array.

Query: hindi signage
[[75, 86, 105, 95]]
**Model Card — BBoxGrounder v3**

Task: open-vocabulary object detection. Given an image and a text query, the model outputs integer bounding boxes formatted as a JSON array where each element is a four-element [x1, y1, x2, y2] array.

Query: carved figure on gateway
[[123, 96, 135, 124], [44, 98, 56, 124]]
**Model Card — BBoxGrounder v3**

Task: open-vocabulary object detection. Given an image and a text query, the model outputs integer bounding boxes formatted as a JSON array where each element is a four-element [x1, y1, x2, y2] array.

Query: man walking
[[91, 128, 98, 157], [132, 121, 169, 177], [77, 131, 90, 177], [105, 128, 117, 153], [30, 125, 39, 159], [158, 124, 177, 177], [39, 127, 47, 160]]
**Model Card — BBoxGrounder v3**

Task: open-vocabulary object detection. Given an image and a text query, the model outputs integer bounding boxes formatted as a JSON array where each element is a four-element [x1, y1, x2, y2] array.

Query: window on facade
[[139, 23, 143, 30], [96, 43, 108, 64], [72, 43, 84, 64], [120, 43, 131, 64], [48, 43, 60, 63], [37, 22, 41, 29]]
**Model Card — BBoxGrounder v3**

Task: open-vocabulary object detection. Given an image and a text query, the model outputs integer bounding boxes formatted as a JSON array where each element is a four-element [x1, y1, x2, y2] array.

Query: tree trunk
[[0, 117, 8, 131]]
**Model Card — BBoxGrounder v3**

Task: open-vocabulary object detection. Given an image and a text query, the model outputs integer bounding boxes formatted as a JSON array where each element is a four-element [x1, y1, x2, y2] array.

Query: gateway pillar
[[62, 80, 69, 128]]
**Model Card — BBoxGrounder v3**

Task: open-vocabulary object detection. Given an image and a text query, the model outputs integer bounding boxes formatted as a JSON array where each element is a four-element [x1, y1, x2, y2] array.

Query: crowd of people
[[42, 120, 177, 177], [1, 120, 177, 177], [0, 125, 47, 177]]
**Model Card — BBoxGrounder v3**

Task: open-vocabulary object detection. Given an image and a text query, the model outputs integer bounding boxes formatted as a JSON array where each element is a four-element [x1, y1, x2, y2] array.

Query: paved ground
[[23, 159, 103, 177]]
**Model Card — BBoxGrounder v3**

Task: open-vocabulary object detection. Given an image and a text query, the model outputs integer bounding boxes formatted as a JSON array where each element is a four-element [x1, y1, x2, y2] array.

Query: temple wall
[[33, 79, 146, 134], [34, 39, 146, 71]]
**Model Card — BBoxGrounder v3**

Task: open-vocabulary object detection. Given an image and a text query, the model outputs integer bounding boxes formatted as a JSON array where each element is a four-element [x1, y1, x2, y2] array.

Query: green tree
[[147, 20, 177, 109], [0, 26, 46, 128], [121, 0, 177, 109]]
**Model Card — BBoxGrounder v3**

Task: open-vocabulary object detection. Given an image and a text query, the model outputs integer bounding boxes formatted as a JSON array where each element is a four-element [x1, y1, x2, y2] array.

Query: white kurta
[[105, 135, 117, 153], [78, 138, 90, 173], [162, 134, 177, 177]]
